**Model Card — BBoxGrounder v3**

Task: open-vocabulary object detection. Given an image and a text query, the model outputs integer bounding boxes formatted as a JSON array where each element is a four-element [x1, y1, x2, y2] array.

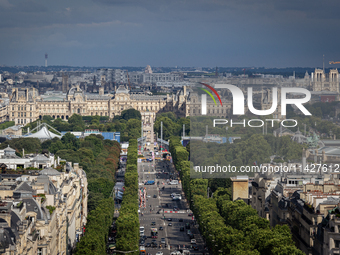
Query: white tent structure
[[26, 123, 62, 140]]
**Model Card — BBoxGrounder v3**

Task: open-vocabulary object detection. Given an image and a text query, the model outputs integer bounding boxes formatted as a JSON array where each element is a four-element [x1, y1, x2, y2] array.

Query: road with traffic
[[138, 153, 207, 255]]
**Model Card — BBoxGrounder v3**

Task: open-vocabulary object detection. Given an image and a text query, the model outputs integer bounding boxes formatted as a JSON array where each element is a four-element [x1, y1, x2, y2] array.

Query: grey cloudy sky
[[1, 0, 340, 67]]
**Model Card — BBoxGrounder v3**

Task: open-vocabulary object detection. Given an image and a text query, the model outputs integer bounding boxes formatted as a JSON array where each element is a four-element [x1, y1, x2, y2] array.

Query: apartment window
[[37, 248, 43, 255], [12, 106, 14, 111], [24, 113, 26, 117], [30, 106, 32, 111], [111, 107, 114, 110], [12, 113, 14, 117]]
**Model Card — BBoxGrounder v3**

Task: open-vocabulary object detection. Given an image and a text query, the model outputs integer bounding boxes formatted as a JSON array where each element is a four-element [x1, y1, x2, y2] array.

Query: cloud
[[15, 0, 48, 13], [0, 0, 13, 8]]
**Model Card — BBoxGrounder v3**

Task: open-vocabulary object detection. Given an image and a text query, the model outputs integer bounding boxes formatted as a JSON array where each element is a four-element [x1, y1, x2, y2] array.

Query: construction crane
[[329, 61, 340, 65], [126, 70, 131, 90]]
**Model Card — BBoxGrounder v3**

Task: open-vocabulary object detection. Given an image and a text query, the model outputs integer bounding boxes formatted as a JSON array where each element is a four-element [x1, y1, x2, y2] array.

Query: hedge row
[[115, 139, 139, 254], [74, 198, 115, 255], [169, 136, 304, 255]]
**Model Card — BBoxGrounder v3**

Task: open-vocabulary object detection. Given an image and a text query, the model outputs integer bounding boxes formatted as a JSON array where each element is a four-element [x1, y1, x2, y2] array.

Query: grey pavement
[[138, 156, 207, 255]]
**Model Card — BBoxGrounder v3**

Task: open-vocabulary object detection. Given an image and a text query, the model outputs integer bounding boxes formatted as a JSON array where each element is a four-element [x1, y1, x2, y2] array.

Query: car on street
[[191, 239, 196, 244], [180, 227, 184, 231], [140, 226, 145, 235], [179, 218, 183, 222], [185, 223, 190, 229], [147, 195, 151, 198], [159, 226, 163, 230], [168, 218, 172, 221], [151, 222, 156, 225], [189, 234, 194, 239], [156, 252, 164, 255], [188, 213, 193, 216], [187, 230, 191, 235], [192, 244, 199, 250], [153, 194, 157, 198], [170, 252, 181, 255], [168, 223, 172, 226], [161, 238, 166, 244]]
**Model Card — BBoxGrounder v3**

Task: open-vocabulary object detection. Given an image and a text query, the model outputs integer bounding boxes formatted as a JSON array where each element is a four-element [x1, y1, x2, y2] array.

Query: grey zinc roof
[[15, 182, 34, 193], [4, 146, 15, 152], [320, 140, 340, 147], [115, 85, 129, 94], [86, 94, 111, 100], [24, 198, 44, 220], [39, 167, 61, 176], [32, 154, 49, 162], [319, 197, 340, 205]]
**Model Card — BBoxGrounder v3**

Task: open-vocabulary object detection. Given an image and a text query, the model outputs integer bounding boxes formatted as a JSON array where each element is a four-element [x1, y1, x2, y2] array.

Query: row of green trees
[[1, 133, 121, 254], [115, 139, 139, 254], [74, 198, 115, 255], [169, 136, 303, 254]]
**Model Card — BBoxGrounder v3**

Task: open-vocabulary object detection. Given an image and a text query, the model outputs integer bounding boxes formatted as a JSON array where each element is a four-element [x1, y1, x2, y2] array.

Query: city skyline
[[1, 0, 340, 68]]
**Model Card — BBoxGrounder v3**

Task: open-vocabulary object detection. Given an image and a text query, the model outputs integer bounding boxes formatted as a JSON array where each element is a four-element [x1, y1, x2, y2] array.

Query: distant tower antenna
[[323, 54, 325, 71], [45, 53, 48, 67]]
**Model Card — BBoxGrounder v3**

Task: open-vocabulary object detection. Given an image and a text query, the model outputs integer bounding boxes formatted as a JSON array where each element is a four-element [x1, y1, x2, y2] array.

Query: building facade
[[0, 162, 88, 255], [312, 69, 339, 92], [8, 85, 189, 125]]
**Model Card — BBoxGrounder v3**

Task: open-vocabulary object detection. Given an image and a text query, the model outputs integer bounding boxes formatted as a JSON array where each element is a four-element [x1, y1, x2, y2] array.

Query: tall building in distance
[[45, 53, 48, 68], [62, 74, 68, 93], [311, 68, 338, 92]]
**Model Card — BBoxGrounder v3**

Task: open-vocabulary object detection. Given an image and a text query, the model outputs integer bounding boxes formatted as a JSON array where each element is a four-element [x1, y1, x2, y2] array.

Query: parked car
[[191, 239, 196, 244], [168, 218, 172, 221], [168, 223, 172, 226], [179, 218, 183, 222], [180, 227, 184, 231]]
